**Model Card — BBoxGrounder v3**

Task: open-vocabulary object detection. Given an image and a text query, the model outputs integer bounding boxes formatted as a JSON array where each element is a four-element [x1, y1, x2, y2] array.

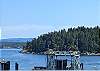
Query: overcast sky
[[0, 0, 100, 39]]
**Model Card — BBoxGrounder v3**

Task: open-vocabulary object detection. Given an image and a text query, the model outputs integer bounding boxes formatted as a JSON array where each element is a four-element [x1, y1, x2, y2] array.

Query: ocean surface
[[0, 48, 100, 70]]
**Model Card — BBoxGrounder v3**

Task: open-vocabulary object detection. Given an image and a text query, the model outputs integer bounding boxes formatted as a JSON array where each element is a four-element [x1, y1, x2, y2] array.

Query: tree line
[[23, 26, 100, 53]]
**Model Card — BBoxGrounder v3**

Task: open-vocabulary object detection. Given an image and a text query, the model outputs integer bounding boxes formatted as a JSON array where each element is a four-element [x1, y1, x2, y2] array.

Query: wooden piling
[[80, 63, 83, 70], [15, 63, 18, 70], [1, 62, 4, 70], [4, 61, 10, 70]]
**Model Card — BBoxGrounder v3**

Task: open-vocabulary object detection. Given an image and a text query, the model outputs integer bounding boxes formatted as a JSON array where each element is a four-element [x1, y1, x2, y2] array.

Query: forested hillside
[[23, 26, 100, 53]]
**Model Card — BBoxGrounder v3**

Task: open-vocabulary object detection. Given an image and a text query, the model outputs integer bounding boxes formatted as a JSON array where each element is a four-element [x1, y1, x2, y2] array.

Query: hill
[[23, 26, 100, 53], [0, 38, 32, 48]]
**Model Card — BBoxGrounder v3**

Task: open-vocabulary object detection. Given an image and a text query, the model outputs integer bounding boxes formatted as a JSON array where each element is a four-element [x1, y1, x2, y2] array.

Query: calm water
[[0, 48, 100, 70]]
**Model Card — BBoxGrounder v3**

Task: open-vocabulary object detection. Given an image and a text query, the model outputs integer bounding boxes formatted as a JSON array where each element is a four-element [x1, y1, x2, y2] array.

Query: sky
[[0, 0, 100, 39], [0, 29, 1, 40]]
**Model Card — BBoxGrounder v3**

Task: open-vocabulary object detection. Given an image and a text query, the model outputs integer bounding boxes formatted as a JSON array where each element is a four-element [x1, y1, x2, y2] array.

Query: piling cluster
[[0, 59, 18, 70]]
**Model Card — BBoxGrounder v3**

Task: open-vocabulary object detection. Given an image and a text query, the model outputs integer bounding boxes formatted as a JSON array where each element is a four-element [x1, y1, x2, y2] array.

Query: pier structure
[[47, 54, 55, 70], [70, 51, 81, 70], [46, 50, 83, 70], [0, 59, 10, 70], [0, 59, 19, 70]]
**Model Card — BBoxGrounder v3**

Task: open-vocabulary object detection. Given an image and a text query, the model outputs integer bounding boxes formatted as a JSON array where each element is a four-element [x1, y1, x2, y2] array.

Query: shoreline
[[1, 48, 100, 56], [20, 50, 100, 56]]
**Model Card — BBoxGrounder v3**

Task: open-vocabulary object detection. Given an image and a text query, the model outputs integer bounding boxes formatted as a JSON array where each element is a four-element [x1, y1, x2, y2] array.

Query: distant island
[[0, 38, 32, 48], [22, 26, 100, 55]]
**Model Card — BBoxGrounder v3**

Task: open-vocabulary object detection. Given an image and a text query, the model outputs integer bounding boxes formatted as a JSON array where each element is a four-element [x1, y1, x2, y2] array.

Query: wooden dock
[[46, 50, 83, 70]]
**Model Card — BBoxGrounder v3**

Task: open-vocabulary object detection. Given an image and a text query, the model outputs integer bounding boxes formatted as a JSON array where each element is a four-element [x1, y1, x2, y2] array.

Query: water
[[0, 48, 47, 70], [0, 48, 100, 70]]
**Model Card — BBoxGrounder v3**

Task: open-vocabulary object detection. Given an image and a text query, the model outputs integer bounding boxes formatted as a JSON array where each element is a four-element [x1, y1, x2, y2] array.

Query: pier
[[0, 51, 83, 70], [46, 50, 83, 70], [33, 50, 83, 70]]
